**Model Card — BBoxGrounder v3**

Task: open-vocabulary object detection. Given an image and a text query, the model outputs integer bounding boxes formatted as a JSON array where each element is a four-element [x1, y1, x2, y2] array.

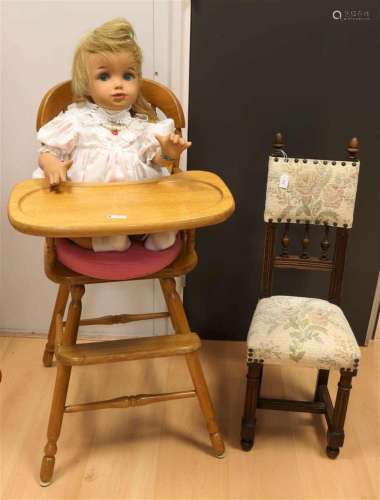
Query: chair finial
[[273, 132, 284, 151], [347, 137, 359, 160]]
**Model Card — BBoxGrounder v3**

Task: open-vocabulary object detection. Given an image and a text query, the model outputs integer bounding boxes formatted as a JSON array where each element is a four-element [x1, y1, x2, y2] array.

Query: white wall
[[1, 0, 190, 337]]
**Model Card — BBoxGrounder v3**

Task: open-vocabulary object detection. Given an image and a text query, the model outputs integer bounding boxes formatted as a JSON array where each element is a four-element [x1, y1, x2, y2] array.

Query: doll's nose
[[113, 77, 124, 88]]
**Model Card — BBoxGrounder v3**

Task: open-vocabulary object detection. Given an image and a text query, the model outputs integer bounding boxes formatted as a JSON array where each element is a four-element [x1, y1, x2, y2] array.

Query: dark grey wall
[[184, 0, 380, 345]]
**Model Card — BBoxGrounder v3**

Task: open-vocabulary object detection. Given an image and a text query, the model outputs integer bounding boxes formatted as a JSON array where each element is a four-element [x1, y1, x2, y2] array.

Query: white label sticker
[[107, 214, 128, 220], [279, 174, 289, 189]]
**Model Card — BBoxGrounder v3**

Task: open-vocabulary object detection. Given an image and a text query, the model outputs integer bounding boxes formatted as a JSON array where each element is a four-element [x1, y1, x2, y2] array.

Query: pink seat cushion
[[55, 235, 182, 280]]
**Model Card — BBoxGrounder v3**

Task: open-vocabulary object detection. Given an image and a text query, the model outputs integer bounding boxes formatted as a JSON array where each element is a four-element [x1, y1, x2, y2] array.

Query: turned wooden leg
[[40, 285, 84, 486], [186, 351, 225, 457], [314, 368, 329, 402], [241, 361, 263, 451], [326, 368, 355, 459], [40, 364, 72, 486], [160, 277, 224, 457], [43, 284, 69, 367], [159, 277, 191, 334]]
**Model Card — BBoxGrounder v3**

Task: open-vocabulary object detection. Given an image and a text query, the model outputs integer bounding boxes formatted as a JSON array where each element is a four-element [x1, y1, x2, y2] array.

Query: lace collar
[[84, 101, 133, 125]]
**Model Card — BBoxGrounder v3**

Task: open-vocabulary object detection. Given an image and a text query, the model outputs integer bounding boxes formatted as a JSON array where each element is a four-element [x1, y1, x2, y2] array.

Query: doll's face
[[86, 51, 140, 110]]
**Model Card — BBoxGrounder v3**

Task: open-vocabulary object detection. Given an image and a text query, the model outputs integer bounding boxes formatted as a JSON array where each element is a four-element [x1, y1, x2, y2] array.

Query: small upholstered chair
[[241, 133, 361, 458], [34, 80, 226, 485]]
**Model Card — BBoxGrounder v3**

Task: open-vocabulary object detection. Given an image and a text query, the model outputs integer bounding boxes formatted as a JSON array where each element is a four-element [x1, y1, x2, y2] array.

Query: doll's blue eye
[[98, 72, 109, 81], [123, 72, 135, 81]]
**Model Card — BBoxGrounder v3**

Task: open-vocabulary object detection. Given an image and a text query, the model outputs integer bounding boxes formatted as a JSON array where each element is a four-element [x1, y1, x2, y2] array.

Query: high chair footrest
[[56, 333, 201, 366]]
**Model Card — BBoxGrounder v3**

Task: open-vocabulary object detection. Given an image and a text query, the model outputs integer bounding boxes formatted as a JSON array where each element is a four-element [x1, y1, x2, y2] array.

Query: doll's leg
[[70, 237, 93, 249], [70, 236, 131, 252], [144, 231, 177, 251], [92, 235, 131, 252]]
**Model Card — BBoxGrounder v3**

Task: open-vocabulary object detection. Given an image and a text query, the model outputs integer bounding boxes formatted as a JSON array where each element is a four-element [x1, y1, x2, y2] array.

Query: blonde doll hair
[[72, 18, 156, 120]]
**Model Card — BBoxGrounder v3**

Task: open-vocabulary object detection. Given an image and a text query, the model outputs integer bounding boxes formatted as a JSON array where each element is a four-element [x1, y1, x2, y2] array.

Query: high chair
[[241, 133, 361, 458], [9, 80, 235, 485]]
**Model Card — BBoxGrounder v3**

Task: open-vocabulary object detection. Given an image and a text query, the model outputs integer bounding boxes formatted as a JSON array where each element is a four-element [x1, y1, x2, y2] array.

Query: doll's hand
[[39, 153, 72, 186], [155, 133, 192, 161], [46, 159, 72, 186]]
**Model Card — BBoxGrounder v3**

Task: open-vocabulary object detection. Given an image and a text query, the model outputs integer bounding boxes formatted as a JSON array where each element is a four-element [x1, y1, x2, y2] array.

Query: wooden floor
[[1, 336, 379, 499]]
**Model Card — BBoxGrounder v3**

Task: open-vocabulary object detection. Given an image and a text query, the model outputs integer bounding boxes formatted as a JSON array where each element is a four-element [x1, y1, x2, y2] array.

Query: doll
[[33, 18, 191, 252]]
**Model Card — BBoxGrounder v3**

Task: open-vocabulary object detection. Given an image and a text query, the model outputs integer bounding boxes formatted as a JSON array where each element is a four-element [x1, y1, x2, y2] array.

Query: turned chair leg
[[40, 285, 84, 486], [43, 284, 69, 367], [314, 368, 329, 402], [326, 368, 355, 459], [241, 361, 263, 451], [186, 352, 225, 457], [159, 277, 192, 335], [159, 277, 225, 457]]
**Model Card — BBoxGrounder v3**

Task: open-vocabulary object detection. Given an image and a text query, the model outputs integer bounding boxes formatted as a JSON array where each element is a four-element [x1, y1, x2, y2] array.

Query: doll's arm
[[38, 152, 72, 186]]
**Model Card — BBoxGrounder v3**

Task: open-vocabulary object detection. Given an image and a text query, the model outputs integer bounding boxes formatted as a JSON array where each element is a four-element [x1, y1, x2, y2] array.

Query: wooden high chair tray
[[8, 170, 235, 237]]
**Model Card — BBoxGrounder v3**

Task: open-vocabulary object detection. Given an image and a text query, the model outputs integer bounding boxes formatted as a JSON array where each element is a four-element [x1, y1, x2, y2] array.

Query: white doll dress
[[33, 100, 174, 182]]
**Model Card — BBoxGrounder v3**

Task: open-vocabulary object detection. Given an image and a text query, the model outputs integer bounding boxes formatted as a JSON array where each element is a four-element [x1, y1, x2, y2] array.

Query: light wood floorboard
[[0, 336, 379, 499]]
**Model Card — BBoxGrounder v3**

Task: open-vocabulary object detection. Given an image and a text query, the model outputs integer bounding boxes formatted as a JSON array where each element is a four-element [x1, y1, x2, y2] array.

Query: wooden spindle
[[347, 137, 359, 161], [300, 222, 310, 259], [281, 220, 291, 257], [328, 228, 349, 305], [320, 224, 330, 260], [260, 221, 277, 298]]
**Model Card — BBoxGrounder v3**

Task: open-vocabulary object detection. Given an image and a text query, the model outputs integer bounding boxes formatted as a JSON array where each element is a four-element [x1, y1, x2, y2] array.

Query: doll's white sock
[[92, 235, 131, 252], [144, 231, 177, 251]]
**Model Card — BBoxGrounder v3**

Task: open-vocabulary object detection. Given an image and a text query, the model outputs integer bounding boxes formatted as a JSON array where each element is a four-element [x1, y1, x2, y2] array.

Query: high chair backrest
[[260, 133, 360, 305], [36, 79, 185, 133]]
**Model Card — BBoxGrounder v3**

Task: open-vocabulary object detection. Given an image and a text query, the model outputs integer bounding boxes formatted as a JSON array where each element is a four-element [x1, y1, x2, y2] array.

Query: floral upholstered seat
[[247, 296, 360, 371]]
